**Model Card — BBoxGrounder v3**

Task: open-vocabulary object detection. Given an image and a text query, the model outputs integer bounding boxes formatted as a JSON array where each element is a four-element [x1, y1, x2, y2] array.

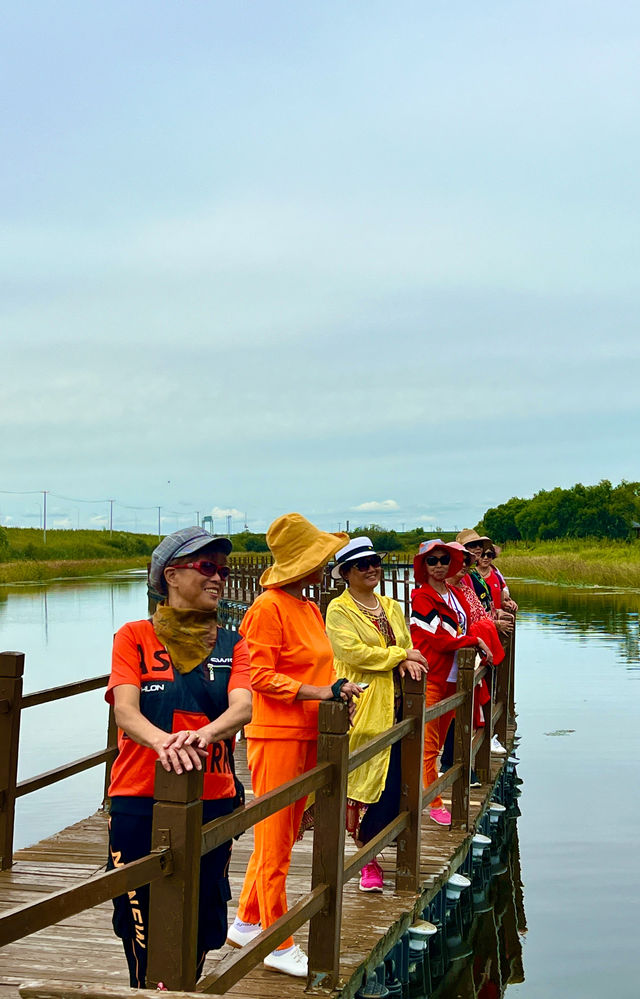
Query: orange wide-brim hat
[[260, 513, 349, 589]]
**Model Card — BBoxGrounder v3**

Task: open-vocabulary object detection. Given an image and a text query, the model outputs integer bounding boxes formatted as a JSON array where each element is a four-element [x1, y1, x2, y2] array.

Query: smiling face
[[163, 545, 228, 611], [344, 556, 382, 592], [478, 549, 495, 570]]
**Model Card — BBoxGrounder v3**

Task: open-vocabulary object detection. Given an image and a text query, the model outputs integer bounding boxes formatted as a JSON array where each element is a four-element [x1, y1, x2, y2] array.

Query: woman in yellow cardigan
[[325, 537, 427, 894]]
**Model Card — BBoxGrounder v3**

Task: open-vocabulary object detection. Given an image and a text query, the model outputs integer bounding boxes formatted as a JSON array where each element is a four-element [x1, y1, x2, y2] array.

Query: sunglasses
[[481, 551, 496, 560], [425, 553, 451, 566], [351, 555, 383, 571], [169, 560, 230, 579]]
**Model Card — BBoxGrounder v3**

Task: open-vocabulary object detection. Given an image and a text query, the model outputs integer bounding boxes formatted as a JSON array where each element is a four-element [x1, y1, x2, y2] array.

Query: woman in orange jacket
[[228, 513, 360, 978]]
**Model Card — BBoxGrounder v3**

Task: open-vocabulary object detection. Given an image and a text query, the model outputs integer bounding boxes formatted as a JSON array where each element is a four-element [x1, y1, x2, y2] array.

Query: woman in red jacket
[[410, 539, 493, 826]]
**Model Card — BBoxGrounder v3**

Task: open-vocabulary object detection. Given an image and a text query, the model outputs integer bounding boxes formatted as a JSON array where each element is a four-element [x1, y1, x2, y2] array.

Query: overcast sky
[[2, 1, 639, 536]]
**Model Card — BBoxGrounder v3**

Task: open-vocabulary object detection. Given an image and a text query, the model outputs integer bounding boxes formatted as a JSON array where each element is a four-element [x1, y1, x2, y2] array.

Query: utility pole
[[157, 506, 161, 541], [109, 499, 114, 538], [196, 511, 200, 527], [226, 514, 232, 537], [43, 490, 47, 544]]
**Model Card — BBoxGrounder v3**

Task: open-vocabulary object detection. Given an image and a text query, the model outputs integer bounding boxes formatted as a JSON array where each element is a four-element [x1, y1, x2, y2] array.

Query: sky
[[2, 1, 639, 536]]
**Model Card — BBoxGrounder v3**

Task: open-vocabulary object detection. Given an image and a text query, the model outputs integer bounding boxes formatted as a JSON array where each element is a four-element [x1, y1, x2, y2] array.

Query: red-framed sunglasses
[[168, 560, 230, 579]]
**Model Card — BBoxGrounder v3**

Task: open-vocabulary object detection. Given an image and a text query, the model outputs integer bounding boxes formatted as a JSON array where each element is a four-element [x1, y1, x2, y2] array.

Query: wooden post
[[396, 672, 425, 890], [450, 649, 475, 830], [508, 621, 516, 724], [0, 652, 24, 870], [101, 703, 118, 809], [308, 701, 349, 990], [147, 763, 204, 991], [494, 635, 510, 749], [475, 657, 493, 784]]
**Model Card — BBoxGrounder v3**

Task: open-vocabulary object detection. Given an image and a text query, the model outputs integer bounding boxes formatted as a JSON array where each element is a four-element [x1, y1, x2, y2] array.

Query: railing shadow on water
[[0, 563, 517, 996]]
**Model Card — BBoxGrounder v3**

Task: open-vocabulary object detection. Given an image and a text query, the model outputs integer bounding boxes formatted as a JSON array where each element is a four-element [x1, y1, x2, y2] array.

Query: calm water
[[0, 572, 638, 998]]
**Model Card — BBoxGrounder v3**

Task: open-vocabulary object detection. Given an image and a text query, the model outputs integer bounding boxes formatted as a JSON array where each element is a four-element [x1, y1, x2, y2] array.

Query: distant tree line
[[477, 480, 640, 543]]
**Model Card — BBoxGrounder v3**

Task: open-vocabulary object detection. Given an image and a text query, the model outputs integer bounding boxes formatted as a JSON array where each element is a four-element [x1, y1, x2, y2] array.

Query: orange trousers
[[423, 679, 457, 810], [236, 738, 316, 950]]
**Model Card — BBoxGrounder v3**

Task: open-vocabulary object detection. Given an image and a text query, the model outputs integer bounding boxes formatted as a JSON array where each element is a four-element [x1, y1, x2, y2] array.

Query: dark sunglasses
[[352, 555, 383, 571], [481, 551, 496, 560], [425, 553, 451, 566], [169, 560, 230, 579]]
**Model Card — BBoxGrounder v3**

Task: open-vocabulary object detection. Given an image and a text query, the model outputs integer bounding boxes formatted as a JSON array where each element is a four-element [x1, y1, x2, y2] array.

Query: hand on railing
[[157, 730, 209, 774], [476, 637, 493, 664], [398, 648, 428, 681]]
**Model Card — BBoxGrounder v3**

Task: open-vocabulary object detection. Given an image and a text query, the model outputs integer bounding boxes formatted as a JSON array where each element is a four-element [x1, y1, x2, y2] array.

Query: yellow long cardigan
[[325, 588, 411, 804]]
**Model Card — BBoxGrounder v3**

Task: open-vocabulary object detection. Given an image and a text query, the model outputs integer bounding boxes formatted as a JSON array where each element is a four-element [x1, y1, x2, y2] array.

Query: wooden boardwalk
[[0, 739, 513, 999]]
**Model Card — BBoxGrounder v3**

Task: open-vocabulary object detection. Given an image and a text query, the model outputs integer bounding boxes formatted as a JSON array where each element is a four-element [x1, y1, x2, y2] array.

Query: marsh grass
[[0, 557, 148, 585], [496, 541, 640, 587], [388, 539, 640, 587]]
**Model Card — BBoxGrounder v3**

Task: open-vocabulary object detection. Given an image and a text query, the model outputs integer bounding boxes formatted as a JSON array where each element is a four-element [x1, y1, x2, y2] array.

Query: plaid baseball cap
[[149, 526, 232, 596]]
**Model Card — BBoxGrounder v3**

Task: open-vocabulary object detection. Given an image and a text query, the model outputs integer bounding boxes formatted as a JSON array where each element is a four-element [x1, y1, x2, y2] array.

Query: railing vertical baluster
[[0, 652, 24, 870], [475, 659, 493, 784], [494, 635, 510, 749], [102, 703, 118, 808], [403, 571, 411, 619], [147, 763, 204, 991], [450, 649, 475, 830], [508, 622, 517, 724], [308, 701, 349, 989], [396, 673, 425, 891], [392, 567, 398, 601]]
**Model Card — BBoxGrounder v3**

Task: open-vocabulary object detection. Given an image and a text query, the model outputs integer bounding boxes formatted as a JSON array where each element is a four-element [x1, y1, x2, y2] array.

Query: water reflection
[[513, 580, 640, 668], [433, 828, 526, 999], [0, 571, 148, 849]]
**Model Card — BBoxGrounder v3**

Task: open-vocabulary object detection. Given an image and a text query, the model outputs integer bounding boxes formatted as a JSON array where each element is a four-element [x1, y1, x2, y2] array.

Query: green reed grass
[[0, 557, 148, 585]]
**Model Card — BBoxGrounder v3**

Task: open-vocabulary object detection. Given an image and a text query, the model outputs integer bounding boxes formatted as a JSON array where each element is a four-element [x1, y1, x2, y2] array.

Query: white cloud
[[52, 517, 72, 528], [353, 500, 399, 512], [210, 507, 245, 521], [416, 514, 437, 524], [90, 515, 109, 526]]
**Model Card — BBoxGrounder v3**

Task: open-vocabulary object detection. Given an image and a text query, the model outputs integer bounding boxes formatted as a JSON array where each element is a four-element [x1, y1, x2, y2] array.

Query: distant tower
[[202, 515, 214, 533]]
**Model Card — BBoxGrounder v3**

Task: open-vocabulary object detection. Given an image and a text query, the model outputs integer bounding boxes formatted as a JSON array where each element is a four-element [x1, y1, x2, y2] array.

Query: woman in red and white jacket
[[410, 539, 493, 826]]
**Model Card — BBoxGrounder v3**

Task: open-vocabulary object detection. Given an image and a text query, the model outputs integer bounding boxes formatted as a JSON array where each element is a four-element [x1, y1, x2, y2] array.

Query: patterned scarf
[[152, 604, 218, 675]]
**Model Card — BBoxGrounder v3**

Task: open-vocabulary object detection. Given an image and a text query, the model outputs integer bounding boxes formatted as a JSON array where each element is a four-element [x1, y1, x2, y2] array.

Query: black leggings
[[358, 739, 402, 846], [107, 801, 234, 988]]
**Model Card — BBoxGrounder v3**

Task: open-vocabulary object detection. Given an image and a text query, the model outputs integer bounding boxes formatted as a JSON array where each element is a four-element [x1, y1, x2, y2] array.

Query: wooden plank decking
[[0, 738, 513, 999]]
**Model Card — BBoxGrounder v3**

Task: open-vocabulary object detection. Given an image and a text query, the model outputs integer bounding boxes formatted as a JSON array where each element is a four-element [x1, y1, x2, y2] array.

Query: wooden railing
[[0, 623, 515, 993], [0, 652, 117, 870]]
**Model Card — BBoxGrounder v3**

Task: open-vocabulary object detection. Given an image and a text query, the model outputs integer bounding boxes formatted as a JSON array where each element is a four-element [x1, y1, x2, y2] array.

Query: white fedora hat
[[330, 536, 386, 580]]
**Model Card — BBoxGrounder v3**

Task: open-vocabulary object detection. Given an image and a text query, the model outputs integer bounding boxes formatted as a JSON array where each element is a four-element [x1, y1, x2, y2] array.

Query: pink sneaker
[[429, 807, 451, 826], [359, 860, 384, 892]]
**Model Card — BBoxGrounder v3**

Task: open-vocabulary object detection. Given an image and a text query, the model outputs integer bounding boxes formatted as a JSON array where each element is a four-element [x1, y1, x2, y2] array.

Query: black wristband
[[331, 678, 348, 700]]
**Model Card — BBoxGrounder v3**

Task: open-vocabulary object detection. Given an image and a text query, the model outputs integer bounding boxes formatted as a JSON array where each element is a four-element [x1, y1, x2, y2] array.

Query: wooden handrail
[[1, 607, 517, 993], [16, 747, 118, 798], [347, 717, 415, 773], [199, 885, 329, 994], [20, 674, 109, 709], [343, 812, 410, 882], [0, 848, 172, 948], [424, 689, 466, 722], [201, 762, 332, 855]]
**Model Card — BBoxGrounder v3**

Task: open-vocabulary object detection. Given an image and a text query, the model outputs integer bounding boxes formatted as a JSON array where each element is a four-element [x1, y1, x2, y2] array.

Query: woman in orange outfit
[[228, 513, 360, 979]]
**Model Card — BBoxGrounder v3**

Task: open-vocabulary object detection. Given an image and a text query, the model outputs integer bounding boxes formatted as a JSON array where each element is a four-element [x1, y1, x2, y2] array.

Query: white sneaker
[[226, 918, 261, 948], [263, 944, 308, 977], [491, 735, 507, 755]]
